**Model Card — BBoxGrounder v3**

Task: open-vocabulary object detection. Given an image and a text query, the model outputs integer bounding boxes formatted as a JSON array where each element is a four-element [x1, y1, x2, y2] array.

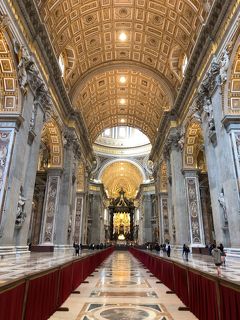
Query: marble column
[[167, 132, 190, 246], [199, 182, 214, 245], [196, 60, 235, 247], [40, 169, 61, 245], [89, 193, 102, 244], [142, 194, 152, 243], [14, 102, 45, 251], [73, 193, 84, 244], [159, 193, 169, 243], [55, 129, 78, 248], [165, 157, 175, 243], [184, 170, 205, 247], [0, 92, 45, 253], [31, 186, 45, 244]]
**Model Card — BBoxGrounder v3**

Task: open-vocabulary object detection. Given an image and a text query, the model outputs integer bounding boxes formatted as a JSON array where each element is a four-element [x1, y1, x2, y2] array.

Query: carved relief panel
[[73, 195, 83, 244], [185, 176, 205, 246], [42, 175, 60, 243], [0, 128, 14, 219]]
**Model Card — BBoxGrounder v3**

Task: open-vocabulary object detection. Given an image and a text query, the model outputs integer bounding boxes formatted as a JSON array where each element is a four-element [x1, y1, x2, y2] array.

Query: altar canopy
[[109, 189, 135, 241]]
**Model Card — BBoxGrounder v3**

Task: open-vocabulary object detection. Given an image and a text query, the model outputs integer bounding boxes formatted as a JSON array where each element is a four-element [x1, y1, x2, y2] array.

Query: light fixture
[[120, 118, 125, 123], [120, 98, 126, 105], [119, 76, 127, 84], [119, 32, 127, 41]]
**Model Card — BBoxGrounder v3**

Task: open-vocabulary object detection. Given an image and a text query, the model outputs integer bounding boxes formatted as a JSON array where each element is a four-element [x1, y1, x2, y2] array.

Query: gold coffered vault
[[36, 0, 210, 142], [100, 161, 143, 199]]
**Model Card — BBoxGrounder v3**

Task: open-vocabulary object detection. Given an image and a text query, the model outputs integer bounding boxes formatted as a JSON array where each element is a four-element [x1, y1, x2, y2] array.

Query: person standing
[[211, 244, 222, 276], [218, 243, 226, 266], [75, 243, 80, 256], [183, 244, 190, 261], [166, 241, 171, 257]]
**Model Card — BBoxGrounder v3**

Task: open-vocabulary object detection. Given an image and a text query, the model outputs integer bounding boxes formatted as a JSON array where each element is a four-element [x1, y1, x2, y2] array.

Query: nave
[[50, 251, 197, 320]]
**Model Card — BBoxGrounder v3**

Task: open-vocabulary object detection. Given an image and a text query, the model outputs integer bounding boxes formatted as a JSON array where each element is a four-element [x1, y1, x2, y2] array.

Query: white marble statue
[[15, 187, 27, 227], [219, 49, 230, 84], [218, 191, 228, 221], [14, 42, 31, 95], [203, 98, 215, 131]]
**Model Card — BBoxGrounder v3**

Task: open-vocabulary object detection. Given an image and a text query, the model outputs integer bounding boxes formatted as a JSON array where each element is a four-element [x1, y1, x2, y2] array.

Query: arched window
[[182, 55, 188, 76], [59, 53, 65, 77]]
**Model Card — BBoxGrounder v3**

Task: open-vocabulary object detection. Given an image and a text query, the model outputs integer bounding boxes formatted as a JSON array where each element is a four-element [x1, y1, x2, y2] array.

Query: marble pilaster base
[[16, 246, 30, 255], [0, 246, 30, 257], [0, 246, 16, 257], [225, 248, 240, 258]]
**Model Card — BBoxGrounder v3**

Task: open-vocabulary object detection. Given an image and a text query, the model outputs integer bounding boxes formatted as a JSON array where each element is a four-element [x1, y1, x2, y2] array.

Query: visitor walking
[[218, 243, 226, 266], [211, 244, 222, 276], [74, 243, 80, 256], [182, 244, 190, 261]]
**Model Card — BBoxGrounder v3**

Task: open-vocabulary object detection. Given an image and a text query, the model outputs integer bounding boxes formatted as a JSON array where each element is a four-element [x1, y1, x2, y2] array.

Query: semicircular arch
[[41, 119, 63, 169], [0, 30, 19, 112], [183, 121, 203, 169]]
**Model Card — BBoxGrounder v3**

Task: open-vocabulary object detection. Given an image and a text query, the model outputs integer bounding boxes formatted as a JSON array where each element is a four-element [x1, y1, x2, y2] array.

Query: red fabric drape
[[72, 259, 83, 290], [0, 282, 25, 320], [58, 263, 74, 306], [220, 284, 240, 319], [188, 271, 219, 320], [24, 270, 59, 320], [161, 259, 174, 291], [173, 264, 189, 306]]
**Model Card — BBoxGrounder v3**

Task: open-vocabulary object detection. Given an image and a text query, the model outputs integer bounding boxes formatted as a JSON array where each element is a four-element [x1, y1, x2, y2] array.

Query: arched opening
[[28, 120, 63, 245], [0, 30, 19, 112], [184, 121, 215, 244]]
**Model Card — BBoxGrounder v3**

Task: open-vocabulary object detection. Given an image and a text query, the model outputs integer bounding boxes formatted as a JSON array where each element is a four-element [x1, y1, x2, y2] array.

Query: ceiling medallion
[[118, 8, 129, 17], [119, 32, 127, 41], [119, 76, 127, 84]]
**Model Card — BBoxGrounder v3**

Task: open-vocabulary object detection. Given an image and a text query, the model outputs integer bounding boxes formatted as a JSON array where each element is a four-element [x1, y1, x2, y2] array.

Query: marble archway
[[28, 120, 63, 245], [183, 121, 214, 246]]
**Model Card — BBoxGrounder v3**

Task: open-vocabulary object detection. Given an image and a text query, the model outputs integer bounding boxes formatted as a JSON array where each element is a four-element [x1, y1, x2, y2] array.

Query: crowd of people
[[73, 242, 108, 256], [146, 240, 226, 276]]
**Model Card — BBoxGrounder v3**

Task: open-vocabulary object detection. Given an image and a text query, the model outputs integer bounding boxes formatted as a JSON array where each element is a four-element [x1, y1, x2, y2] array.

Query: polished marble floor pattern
[[49, 251, 197, 320]]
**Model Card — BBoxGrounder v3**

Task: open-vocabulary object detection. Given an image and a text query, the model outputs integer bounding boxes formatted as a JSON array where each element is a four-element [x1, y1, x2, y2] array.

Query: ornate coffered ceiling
[[36, 0, 210, 141], [100, 161, 143, 198], [75, 69, 171, 142]]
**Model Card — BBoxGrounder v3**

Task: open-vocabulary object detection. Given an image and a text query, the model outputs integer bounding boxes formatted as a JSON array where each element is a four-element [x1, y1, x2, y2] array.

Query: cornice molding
[[151, 0, 233, 162], [172, 0, 232, 116], [16, 0, 93, 161]]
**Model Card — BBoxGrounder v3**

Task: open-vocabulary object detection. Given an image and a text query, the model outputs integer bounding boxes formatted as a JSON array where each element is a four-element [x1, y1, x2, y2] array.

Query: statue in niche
[[14, 42, 31, 95], [178, 128, 185, 151], [0, 144, 7, 166], [189, 104, 202, 122], [218, 189, 228, 222], [211, 55, 220, 76], [203, 98, 215, 132], [39, 141, 50, 170], [219, 48, 230, 84], [29, 104, 37, 131], [234, 133, 240, 157], [15, 186, 27, 228], [68, 217, 72, 239]]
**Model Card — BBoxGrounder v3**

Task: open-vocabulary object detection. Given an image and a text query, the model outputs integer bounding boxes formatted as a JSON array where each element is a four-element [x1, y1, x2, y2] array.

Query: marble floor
[[149, 249, 240, 285], [49, 251, 198, 320], [0, 250, 90, 286]]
